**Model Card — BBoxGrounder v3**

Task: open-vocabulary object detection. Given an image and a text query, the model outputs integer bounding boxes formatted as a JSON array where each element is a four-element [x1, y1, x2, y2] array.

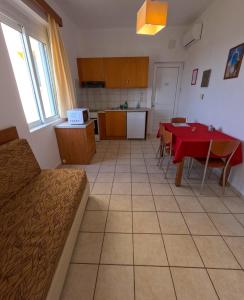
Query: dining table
[[157, 123, 243, 186]]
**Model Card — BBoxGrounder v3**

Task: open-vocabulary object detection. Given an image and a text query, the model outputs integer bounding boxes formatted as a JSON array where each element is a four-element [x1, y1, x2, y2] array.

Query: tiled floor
[[61, 138, 244, 300]]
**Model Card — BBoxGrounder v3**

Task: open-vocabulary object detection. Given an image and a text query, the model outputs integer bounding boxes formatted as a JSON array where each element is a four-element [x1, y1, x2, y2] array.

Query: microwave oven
[[67, 108, 89, 125]]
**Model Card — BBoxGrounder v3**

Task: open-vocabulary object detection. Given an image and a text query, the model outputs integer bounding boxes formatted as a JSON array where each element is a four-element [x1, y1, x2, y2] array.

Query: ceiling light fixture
[[136, 0, 168, 36]]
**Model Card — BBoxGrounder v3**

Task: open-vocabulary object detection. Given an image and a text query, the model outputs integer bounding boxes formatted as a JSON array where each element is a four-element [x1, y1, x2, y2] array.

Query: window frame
[[1, 14, 59, 129]]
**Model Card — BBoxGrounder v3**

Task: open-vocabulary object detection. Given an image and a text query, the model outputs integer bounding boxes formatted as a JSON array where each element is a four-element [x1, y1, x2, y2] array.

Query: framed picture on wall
[[224, 43, 244, 79], [201, 69, 212, 87], [191, 68, 198, 85]]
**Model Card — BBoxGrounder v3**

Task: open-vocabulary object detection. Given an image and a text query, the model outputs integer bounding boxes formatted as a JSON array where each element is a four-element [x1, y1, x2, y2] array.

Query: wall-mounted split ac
[[182, 23, 203, 48]]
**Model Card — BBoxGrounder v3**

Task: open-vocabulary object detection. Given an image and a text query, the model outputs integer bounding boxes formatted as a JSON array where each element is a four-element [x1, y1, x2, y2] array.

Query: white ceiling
[[56, 0, 213, 29]]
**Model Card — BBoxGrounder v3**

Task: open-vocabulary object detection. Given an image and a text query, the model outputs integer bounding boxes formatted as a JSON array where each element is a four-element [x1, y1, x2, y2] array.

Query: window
[[1, 22, 58, 128]]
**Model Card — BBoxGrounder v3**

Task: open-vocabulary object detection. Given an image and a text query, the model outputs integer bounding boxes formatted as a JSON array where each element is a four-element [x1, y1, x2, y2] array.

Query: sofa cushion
[[0, 139, 41, 199], [0, 168, 88, 300]]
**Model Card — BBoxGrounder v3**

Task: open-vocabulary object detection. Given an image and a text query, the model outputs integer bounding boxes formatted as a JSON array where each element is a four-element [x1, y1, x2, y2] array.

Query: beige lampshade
[[137, 0, 168, 35]]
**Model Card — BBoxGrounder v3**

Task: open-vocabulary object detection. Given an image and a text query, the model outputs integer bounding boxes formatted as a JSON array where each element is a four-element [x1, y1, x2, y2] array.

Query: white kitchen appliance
[[90, 111, 100, 141], [67, 108, 89, 125], [127, 112, 146, 139]]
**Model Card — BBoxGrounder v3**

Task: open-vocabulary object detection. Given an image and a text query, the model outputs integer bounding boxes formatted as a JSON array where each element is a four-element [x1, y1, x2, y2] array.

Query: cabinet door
[[121, 58, 137, 88], [77, 58, 104, 82], [135, 57, 149, 88], [105, 111, 126, 138], [98, 112, 107, 140], [104, 58, 123, 88]]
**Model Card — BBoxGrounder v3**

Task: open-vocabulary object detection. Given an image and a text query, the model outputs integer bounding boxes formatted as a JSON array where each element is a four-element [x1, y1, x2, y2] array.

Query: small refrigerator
[[127, 112, 146, 139]]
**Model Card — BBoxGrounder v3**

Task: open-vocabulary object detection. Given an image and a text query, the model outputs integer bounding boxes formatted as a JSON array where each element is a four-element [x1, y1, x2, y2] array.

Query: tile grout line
[[148, 174, 179, 300], [167, 178, 222, 300]]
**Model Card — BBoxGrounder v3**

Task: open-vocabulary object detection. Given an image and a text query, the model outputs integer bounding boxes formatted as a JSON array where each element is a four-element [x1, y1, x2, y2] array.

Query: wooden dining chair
[[191, 140, 240, 193], [160, 126, 173, 178], [171, 117, 187, 123]]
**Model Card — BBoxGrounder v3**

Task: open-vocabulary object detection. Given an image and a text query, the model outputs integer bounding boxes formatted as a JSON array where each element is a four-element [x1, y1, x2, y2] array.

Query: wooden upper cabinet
[[104, 58, 124, 88], [77, 56, 149, 88], [134, 57, 149, 88], [77, 58, 105, 82]]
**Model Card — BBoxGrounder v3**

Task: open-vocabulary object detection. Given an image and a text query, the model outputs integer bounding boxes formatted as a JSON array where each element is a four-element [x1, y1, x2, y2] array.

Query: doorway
[[151, 62, 183, 133]]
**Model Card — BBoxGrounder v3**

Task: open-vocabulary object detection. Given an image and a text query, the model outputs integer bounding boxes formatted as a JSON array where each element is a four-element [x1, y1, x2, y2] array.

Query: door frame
[[151, 62, 184, 123]]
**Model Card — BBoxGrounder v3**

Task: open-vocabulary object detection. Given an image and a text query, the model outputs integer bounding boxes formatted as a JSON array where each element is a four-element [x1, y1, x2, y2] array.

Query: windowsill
[[30, 118, 64, 133]]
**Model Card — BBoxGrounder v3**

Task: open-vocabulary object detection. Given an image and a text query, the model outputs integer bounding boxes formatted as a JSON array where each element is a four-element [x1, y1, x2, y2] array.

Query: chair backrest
[[162, 126, 173, 145], [171, 117, 187, 123], [210, 140, 240, 157]]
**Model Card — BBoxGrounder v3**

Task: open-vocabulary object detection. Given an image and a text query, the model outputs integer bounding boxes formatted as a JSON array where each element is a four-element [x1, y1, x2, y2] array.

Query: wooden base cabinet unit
[[105, 111, 127, 139], [55, 121, 96, 164]]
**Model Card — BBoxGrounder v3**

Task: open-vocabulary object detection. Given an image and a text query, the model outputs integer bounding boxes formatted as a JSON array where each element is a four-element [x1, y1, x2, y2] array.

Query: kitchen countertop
[[55, 120, 93, 129], [99, 107, 150, 112]]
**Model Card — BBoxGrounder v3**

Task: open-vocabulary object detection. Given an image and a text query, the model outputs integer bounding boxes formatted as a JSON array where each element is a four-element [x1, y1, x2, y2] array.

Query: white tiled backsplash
[[77, 88, 148, 111]]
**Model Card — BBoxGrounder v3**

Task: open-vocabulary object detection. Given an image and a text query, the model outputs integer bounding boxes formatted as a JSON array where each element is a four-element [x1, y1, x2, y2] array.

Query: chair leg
[[165, 157, 171, 179], [159, 146, 166, 168], [156, 144, 161, 159]]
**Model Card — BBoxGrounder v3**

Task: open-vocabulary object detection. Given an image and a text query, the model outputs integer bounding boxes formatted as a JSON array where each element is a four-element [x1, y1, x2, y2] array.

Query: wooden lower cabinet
[[105, 111, 126, 139], [55, 122, 96, 164], [98, 112, 107, 140]]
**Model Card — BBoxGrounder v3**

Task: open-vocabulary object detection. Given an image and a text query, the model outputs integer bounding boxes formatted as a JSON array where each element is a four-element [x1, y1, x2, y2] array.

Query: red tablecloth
[[157, 123, 243, 165]]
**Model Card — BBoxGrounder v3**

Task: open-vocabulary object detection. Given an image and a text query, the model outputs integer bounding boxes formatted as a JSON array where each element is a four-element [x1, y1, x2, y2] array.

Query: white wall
[[0, 1, 81, 168], [179, 0, 244, 195]]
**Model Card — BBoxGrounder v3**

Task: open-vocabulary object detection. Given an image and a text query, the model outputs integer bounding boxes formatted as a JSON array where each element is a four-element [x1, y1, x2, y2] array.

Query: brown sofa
[[0, 129, 89, 299]]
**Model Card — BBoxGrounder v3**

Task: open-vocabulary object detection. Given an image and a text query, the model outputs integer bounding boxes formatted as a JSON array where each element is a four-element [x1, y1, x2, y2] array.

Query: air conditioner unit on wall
[[182, 23, 203, 48]]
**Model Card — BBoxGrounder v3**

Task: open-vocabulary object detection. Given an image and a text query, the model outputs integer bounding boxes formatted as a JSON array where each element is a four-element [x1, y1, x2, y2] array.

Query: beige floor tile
[[116, 158, 131, 165], [114, 172, 131, 182], [132, 173, 149, 183], [158, 212, 189, 234], [209, 213, 244, 236], [132, 195, 155, 211], [101, 233, 133, 265], [222, 197, 244, 213], [116, 165, 131, 173], [154, 195, 180, 212], [61, 264, 98, 300], [86, 195, 110, 211], [183, 213, 219, 235], [208, 269, 244, 300], [224, 237, 244, 268], [112, 182, 131, 195], [191, 184, 217, 197], [176, 196, 204, 212], [99, 165, 115, 173], [132, 182, 152, 195], [134, 234, 168, 266], [131, 165, 147, 173], [209, 183, 238, 197], [72, 233, 103, 263], [164, 235, 203, 267], [151, 183, 173, 196], [170, 184, 195, 196], [94, 265, 134, 300], [106, 211, 132, 233], [135, 266, 176, 300], [148, 173, 168, 183], [171, 268, 218, 300], [81, 211, 107, 232], [133, 212, 160, 233], [147, 165, 162, 173], [131, 158, 145, 165], [92, 182, 112, 195], [234, 213, 244, 226], [96, 172, 114, 183], [109, 195, 131, 211], [193, 236, 240, 269], [198, 196, 229, 213]]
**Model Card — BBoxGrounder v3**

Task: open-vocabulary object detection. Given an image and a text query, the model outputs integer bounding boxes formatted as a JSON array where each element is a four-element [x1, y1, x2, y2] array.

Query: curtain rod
[[20, 0, 63, 27]]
